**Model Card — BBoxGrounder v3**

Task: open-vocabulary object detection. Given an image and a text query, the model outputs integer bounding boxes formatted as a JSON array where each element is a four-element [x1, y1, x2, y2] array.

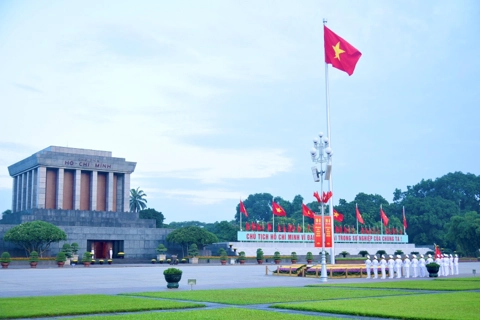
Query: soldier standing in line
[[372, 255, 379, 279], [418, 254, 426, 278], [403, 254, 411, 278], [365, 255, 372, 279], [380, 255, 387, 279], [426, 254, 434, 264], [411, 254, 419, 278], [395, 255, 403, 279], [449, 254, 454, 275], [454, 254, 459, 275], [443, 254, 450, 276], [435, 254, 443, 277], [388, 255, 395, 279]]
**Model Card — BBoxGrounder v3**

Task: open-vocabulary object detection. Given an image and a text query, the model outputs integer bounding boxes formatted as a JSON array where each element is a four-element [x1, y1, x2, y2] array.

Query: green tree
[[205, 221, 238, 242], [446, 211, 480, 257], [166, 226, 218, 256], [2, 209, 12, 219], [3, 221, 67, 256], [130, 187, 147, 212], [139, 208, 165, 228]]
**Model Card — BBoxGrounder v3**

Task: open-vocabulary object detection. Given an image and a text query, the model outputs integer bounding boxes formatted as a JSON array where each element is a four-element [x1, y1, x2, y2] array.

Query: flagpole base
[[320, 250, 328, 282]]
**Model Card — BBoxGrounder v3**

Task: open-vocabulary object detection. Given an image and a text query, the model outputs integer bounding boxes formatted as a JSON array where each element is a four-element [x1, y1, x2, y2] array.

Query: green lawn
[[435, 276, 480, 282], [75, 308, 339, 319], [125, 287, 414, 305], [273, 292, 480, 320], [308, 278, 480, 291], [0, 294, 204, 319]]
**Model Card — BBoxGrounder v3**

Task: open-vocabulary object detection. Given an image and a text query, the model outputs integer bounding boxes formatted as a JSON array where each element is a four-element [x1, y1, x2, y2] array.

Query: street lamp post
[[310, 132, 332, 283]]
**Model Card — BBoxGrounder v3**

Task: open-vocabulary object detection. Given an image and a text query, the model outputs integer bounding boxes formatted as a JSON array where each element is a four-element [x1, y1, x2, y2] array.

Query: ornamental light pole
[[310, 131, 332, 282]]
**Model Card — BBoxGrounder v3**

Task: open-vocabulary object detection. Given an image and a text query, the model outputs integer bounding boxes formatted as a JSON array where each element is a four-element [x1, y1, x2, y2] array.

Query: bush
[[219, 248, 227, 261], [29, 251, 39, 263], [71, 243, 79, 254], [82, 251, 92, 262], [188, 244, 199, 257], [394, 249, 404, 255], [376, 250, 386, 256], [291, 252, 298, 261], [358, 250, 369, 257], [273, 251, 281, 260], [163, 267, 182, 275], [156, 244, 168, 254], [306, 252, 313, 261], [1, 252, 11, 263], [56, 252, 66, 262], [256, 248, 264, 260], [61, 243, 72, 258], [340, 251, 350, 258], [238, 251, 246, 261]]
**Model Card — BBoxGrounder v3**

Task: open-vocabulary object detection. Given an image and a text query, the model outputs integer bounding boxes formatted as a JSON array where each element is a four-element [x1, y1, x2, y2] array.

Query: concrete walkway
[[1, 261, 479, 298]]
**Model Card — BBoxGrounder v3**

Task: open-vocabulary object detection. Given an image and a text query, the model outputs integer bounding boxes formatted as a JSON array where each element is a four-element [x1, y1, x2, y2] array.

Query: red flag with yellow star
[[324, 25, 362, 76], [333, 209, 344, 222], [272, 201, 287, 217]]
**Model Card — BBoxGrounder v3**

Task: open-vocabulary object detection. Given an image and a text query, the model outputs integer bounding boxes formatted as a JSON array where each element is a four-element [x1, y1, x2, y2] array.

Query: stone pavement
[[1, 261, 479, 298]]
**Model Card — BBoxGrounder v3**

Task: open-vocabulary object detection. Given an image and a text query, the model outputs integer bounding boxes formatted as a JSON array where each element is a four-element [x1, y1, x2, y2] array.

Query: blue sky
[[0, 1, 479, 223]]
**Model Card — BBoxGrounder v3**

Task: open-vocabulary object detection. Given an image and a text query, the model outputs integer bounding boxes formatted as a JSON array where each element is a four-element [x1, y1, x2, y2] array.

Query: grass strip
[[0, 294, 204, 319], [273, 292, 480, 320], [125, 287, 414, 305], [307, 279, 480, 291], [75, 307, 338, 319], [435, 276, 480, 282]]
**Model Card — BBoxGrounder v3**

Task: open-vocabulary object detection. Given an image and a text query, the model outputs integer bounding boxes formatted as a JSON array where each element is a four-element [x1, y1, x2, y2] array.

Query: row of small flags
[[240, 192, 408, 230]]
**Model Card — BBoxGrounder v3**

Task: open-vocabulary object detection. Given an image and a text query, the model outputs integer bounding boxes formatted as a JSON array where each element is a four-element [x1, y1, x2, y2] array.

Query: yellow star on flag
[[332, 42, 345, 60], [276, 208, 282, 212]]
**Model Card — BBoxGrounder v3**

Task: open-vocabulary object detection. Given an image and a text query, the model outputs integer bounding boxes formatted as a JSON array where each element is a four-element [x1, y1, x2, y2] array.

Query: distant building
[[1, 146, 170, 259]]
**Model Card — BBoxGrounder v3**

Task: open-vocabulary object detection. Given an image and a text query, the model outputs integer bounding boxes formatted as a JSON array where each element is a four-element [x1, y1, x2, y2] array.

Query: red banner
[[314, 215, 333, 248]]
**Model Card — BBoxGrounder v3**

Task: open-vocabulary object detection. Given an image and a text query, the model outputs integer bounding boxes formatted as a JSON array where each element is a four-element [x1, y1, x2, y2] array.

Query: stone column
[[25, 170, 31, 210], [20, 173, 25, 211], [106, 172, 114, 211], [36, 167, 47, 209], [56, 168, 64, 210], [123, 173, 130, 212], [90, 171, 97, 211], [74, 169, 81, 210], [31, 169, 37, 208], [12, 176, 18, 212]]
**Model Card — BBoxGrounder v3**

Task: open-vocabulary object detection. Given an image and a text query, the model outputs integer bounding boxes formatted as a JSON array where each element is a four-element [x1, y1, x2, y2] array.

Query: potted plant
[[91, 259, 96, 265], [238, 251, 246, 265], [99, 259, 104, 265], [306, 252, 313, 264], [1, 252, 11, 268], [358, 250, 369, 257], [426, 262, 440, 277], [340, 251, 350, 258], [56, 252, 67, 267], [83, 252, 92, 267], [256, 248, 264, 264], [117, 252, 125, 259], [273, 251, 281, 264], [156, 244, 168, 261], [163, 267, 182, 289], [219, 248, 227, 265], [29, 251, 39, 268], [71, 259, 78, 266], [107, 259, 112, 265], [188, 244, 199, 264], [291, 252, 298, 264], [159, 259, 164, 264]]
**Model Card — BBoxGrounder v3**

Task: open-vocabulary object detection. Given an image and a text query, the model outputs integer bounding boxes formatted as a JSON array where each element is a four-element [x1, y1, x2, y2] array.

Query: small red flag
[[277, 223, 281, 232], [333, 209, 344, 222], [380, 207, 389, 226], [324, 25, 362, 76], [267, 222, 272, 232], [251, 222, 256, 231], [403, 207, 408, 231], [313, 191, 322, 203], [307, 224, 311, 232], [435, 244, 442, 259], [239, 200, 248, 218], [272, 201, 286, 217], [322, 191, 333, 203], [297, 224, 301, 232], [356, 205, 365, 224], [245, 222, 250, 231], [302, 204, 315, 219]]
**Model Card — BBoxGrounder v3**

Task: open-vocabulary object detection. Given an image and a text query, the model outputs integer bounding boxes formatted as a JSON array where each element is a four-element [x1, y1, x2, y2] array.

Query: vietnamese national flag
[[380, 207, 389, 226], [239, 200, 248, 218], [245, 222, 250, 231], [356, 205, 365, 224], [403, 206, 408, 231], [333, 209, 344, 222], [267, 222, 272, 232], [272, 201, 287, 216], [324, 25, 362, 76], [297, 224, 301, 232], [435, 244, 442, 259], [302, 204, 315, 219]]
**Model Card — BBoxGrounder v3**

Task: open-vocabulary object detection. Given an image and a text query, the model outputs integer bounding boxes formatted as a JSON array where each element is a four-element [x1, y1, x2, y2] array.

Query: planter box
[[190, 257, 199, 264]]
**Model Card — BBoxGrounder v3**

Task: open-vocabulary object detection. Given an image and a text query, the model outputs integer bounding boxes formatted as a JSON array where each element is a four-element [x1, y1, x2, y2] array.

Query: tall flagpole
[[356, 203, 359, 245], [272, 197, 275, 237], [323, 18, 335, 265], [240, 200, 243, 231]]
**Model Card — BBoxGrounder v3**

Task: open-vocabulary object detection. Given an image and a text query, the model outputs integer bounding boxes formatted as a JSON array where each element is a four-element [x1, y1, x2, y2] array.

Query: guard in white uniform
[[380, 255, 387, 279], [443, 254, 449, 276], [403, 254, 411, 278], [435, 255, 443, 276], [372, 256, 379, 279], [395, 255, 403, 278], [449, 254, 454, 275], [426, 254, 433, 264], [411, 254, 418, 278], [388, 255, 395, 279], [365, 256, 372, 279], [419, 254, 426, 278], [454, 254, 459, 275]]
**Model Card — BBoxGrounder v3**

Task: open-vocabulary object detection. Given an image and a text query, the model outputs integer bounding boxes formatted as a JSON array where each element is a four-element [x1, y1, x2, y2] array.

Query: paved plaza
[[1, 261, 479, 298]]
